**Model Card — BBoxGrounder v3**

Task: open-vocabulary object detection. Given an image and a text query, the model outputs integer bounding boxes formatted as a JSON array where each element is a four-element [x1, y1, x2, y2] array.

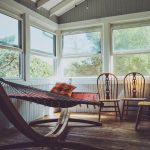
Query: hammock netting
[[0, 78, 101, 108]]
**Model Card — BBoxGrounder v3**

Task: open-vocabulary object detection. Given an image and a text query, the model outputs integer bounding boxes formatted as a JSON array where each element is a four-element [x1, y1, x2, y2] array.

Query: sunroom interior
[[0, 0, 150, 149]]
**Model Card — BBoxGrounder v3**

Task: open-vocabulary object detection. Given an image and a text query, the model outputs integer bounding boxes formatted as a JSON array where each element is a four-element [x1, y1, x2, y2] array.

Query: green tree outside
[[64, 32, 102, 77], [30, 55, 53, 78], [0, 34, 53, 78], [113, 26, 150, 75], [114, 26, 150, 50], [64, 56, 102, 77], [0, 49, 19, 77]]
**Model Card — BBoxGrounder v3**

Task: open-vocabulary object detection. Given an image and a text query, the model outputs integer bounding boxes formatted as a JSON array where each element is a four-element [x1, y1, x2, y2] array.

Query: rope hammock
[[0, 78, 100, 108]]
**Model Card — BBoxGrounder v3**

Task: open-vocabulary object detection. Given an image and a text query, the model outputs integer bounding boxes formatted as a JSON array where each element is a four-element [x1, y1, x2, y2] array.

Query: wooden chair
[[135, 101, 150, 130], [97, 73, 121, 122], [122, 72, 145, 120]]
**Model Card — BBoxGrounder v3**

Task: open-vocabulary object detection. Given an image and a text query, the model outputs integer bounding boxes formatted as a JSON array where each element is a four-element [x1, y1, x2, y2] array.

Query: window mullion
[[103, 23, 111, 72], [22, 13, 30, 81]]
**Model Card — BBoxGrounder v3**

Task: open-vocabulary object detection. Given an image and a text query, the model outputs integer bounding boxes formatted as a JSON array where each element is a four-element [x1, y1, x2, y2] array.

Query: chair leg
[[148, 106, 150, 120], [114, 102, 118, 118], [135, 106, 143, 131], [122, 100, 125, 120], [98, 106, 102, 122], [116, 101, 121, 120], [126, 101, 129, 118], [114, 102, 118, 121]]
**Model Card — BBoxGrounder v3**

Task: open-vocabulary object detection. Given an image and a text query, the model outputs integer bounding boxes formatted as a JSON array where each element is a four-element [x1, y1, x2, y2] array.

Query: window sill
[[62, 77, 97, 85], [3, 76, 150, 86]]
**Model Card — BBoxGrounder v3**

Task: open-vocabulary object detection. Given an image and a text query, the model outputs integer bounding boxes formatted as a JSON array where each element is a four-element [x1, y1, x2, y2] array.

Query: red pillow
[[50, 82, 76, 97]]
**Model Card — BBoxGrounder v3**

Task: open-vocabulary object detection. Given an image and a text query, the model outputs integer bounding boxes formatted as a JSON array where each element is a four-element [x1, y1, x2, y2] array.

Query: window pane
[[0, 13, 19, 46], [113, 26, 150, 52], [62, 56, 102, 77], [30, 26, 54, 54], [63, 32, 101, 55], [113, 54, 150, 76], [30, 54, 53, 78], [0, 48, 20, 78]]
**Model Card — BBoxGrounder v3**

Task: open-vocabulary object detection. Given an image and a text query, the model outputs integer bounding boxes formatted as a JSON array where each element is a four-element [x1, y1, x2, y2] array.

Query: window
[[63, 32, 101, 55], [112, 24, 150, 76], [62, 29, 102, 77], [30, 26, 55, 78], [113, 26, 150, 52], [30, 26, 54, 54], [0, 13, 21, 78]]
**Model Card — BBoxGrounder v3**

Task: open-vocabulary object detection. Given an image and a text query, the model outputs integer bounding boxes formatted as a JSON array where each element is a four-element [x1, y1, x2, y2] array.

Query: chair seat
[[138, 101, 150, 106], [122, 98, 146, 101]]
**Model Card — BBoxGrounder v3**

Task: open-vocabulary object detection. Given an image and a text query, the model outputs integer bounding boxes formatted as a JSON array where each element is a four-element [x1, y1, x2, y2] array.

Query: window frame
[[0, 11, 23, 79], [30, 25, 56, 56], [29, 24, 56, 79], [111, 21, 150, 76], [61, 27, 103, 78], [111, 21, 150, 55], [62, 27, 102, 57]]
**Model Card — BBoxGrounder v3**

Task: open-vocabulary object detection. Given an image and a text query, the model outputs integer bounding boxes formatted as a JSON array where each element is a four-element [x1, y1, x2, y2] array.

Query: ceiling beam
[[36, 0, 50, 9], [49, 0, 74, 16]]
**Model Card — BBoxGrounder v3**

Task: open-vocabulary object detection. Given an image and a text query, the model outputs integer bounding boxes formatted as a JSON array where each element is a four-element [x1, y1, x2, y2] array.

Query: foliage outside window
[[63, 32, 101, 55], [62, 30, 102, 77], [0, 48, 20, 78], [63, 56, 102, 77], [113, 54, 150, 76], [112, 25, 150, 76], [0, 13, 21, 78], [30, 54, 53, 78], [30, 26, 55, 78]]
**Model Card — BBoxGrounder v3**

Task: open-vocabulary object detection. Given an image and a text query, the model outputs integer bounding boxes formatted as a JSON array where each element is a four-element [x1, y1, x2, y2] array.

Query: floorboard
[[0, 113, 150, 150]]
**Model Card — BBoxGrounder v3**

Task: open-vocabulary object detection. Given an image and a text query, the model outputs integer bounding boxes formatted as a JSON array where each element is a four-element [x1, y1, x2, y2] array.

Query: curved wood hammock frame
[[0, 78, 103, 150]]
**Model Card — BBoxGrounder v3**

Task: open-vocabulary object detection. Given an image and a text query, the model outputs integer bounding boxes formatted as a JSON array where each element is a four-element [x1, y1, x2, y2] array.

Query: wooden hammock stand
[[0, 78, 103, 150]]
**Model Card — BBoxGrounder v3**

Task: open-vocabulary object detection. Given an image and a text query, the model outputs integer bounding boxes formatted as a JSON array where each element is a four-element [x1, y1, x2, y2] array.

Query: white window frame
[[111, 21, 150, 78], [29, 24, 56, 80], [61, 27, 103, 82], [111, 21, 150, 55], [0, 11, 23, 80]]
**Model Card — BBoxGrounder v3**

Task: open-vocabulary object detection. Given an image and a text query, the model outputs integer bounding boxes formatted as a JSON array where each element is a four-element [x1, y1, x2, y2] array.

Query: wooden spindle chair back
[[97, 73, 118, 100], [122, 72, 145, 120], [124, 72, 145, 98], [97, 73, 121, 121]]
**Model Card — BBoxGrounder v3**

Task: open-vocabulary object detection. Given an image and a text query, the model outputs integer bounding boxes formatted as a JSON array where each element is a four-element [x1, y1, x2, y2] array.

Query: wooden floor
[[0, 113, 150, 150]]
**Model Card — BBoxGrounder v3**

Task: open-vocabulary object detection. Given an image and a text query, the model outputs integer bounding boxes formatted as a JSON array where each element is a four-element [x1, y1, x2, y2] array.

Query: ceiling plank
[[36, 0, 50, 9], [49, 0, 74, 16]]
